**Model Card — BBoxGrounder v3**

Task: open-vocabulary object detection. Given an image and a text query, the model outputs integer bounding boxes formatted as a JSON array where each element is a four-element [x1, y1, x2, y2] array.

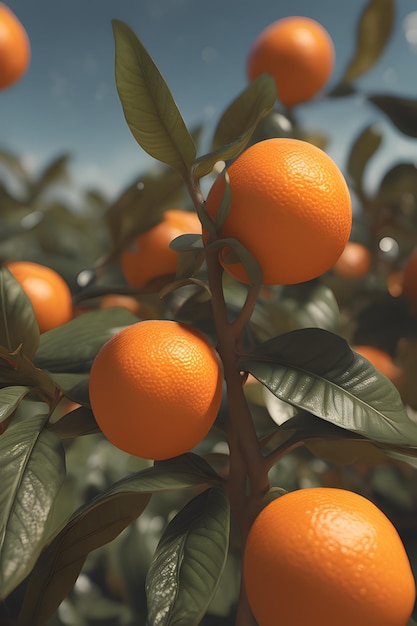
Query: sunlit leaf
[[146, 487, 230, 626], [0, 268, 39, 359], [18, 456, 222, 626], [34, 308, 138, 373], [0, 413, 65, 600], [112, 20, 196, 177], [347, 123, 383, 195], [341, 0, 394, 84], [193, 74, 276, 179], [369, 95, 417, 138], [239, 328, 417, 446]]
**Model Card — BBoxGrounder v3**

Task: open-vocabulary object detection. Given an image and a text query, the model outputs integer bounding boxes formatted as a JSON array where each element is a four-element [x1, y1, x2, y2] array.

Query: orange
[[6, 261, 73, 333], [244, 487, 415, 626], [100, 294, 142, 317], [89, 320, 223, 460], [0, 3, 30, 89], [402, 249, 417, 314], [333, 241, 371, 278], [247, 16, 334, 108], [121, 209, 201, 288], [353, 345, 401, 382], [205, 138, 351, 285]]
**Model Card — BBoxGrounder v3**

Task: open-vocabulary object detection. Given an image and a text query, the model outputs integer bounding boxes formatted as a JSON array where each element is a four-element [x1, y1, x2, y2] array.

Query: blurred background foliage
[[2, 0, 417, 624]]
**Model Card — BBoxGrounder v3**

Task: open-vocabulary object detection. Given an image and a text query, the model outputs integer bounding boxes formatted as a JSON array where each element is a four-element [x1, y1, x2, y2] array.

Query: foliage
[[1, 1, 417, 625]]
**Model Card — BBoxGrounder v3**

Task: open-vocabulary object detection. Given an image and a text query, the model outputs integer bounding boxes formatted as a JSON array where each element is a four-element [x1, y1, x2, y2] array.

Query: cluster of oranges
[[2, 7, 415, 626]]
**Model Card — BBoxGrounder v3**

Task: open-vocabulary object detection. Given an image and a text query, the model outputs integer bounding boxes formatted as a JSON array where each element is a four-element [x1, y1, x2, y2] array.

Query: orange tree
[[2, 2, 417, 626]]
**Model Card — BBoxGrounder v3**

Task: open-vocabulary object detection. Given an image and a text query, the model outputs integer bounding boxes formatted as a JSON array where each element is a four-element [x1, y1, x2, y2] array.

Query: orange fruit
[[402, 249, 417, 314], [100, 294, 142, 317], [89, 320, 223, 460], [121, 209, 201, 288], [247, 16, 334, 108], [352, 345, 401, 382], [0, 3, 30, 89], [333, 241, 372, 278], [205, 138, 351, 285], [6, 261, 73, 333], [244, 487, 415, 626]]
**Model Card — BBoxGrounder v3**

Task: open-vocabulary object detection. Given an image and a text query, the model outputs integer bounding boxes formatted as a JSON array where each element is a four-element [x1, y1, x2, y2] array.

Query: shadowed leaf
[[239, 328, 417, 446], [49, 406, 99, 438], [369, 95, 417, 138], [0, 268, 39, 360], [112, 20, 196, 178], [0, 413, 65, 600], [146, 488, 230, 626], [0, 386, 31, 426], [347, 123, 383, 195]]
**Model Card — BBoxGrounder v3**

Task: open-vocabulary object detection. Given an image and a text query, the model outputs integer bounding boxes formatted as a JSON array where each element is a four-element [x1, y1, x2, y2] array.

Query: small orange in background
[[0, 3, 30, 89], [121, 209, 201, 288], [89, 320, 223, 460], [247, 16, 334, 108], [205, 138, 352, 286], [6, 261, 73, 332], [333, 241, 372, 278], [352, 344, 401, 382], [100, 294, 142, 317], [244, 487, 415, 626]]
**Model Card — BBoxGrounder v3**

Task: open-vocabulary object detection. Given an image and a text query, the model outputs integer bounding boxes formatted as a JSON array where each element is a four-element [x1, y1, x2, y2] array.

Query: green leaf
[[34, 308, 138, 373], [146, 487, 230, 626], [368, 95, 417, 138], [0, 386, 31, 426], [112, 20, 196, 177], [106, 166, 184, 257], [48, 406, 99, 438], [0, 413, 65, 600], [169, 233, 204, 253], [207, 237, 263, 286], [341, 0, 394, 84], [239, 328, 417, 446], [376, 162, 417, 204], [0, 268, 39, 359], [18, 456, 222, 626], [347, 123, 383, 195], [193, 74, 276, 179], [48, 372, 90, 406]]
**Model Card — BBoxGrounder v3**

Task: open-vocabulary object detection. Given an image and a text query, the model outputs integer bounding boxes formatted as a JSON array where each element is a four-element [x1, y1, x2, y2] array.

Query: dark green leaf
[[48, 372, 90, 406], [18, 492, 151, 626], [376, 162, 417, 203], [106, 166, 184, 257], [34, 308, 138, 373], [347, 123, 383, 195], [146, 487, 230, 626], [0, 386, 31, 425], [169, 234, 204, 253], [112, 20, 196, 177], [341, 0, 394, 84], [207, 237, 263, 286], [193, 74, 276, 179], [369, 95, 417, 138], [48, 406, 99, 438], [0, 413, 65, 600], [239, 328, 417, 446], [30, 154, 71, 202], [0, 268, 39, 359], [18, 457, 222, 625]]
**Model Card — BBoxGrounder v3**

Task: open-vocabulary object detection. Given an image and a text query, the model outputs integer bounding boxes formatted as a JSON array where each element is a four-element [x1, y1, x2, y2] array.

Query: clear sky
[[2, 0, 417, 204]]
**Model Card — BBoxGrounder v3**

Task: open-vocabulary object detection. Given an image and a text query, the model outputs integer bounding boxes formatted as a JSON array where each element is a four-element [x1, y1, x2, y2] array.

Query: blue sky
[[2, 0, 417, 204]]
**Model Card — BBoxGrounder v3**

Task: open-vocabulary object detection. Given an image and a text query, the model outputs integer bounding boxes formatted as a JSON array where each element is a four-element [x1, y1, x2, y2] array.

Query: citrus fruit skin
[[89, 320, 223, 460], [205, 138, 351, 285], [244, 488, 415, 626], [6, 261, 73, 333], [121, 209, 201, 288], [0, 3, 30, 89], [247, 16, 334, 108]]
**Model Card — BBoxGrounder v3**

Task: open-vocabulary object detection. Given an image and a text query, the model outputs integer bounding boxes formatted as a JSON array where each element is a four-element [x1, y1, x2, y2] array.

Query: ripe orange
[[244, 487, 415, 626], [333, 241, 371, 278], [121, 209, 201, 288], [6, 261, 73, 333], [0, 3, 30, 89], [247, 16, 334, 108], [205, 138, 352, 285], [402, 249, 417, 314], [89, 320, 223, 460], [353, 345, 401, 382]]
